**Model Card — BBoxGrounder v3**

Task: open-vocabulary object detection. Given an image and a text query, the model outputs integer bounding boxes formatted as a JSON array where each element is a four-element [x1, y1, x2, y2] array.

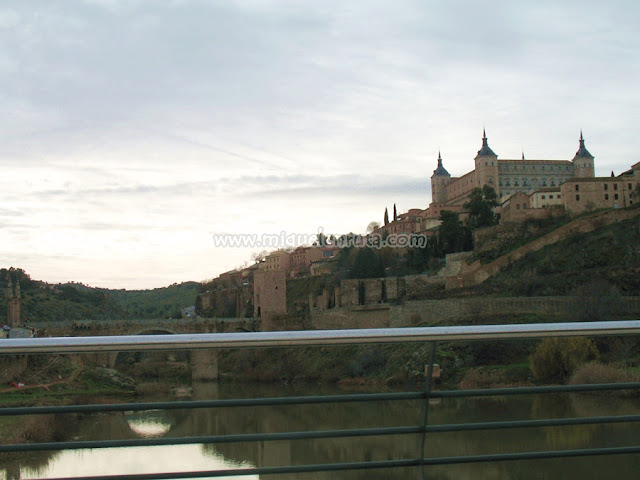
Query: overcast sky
[[1, 0, 639, 289]]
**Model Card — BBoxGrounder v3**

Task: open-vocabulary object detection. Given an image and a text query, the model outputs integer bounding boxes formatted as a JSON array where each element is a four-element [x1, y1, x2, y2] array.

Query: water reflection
[[1, 383, 639, 480], [125, 410, 174, 438]]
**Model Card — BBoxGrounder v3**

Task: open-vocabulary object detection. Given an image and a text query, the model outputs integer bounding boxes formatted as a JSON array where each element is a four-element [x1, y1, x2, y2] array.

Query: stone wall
[[310, 296, 640, 330], [28, 317, 255, 337]]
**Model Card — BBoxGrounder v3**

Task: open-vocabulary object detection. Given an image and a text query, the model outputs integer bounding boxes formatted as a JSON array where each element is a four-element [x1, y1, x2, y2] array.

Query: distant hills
[[0, 268, 200, 323]]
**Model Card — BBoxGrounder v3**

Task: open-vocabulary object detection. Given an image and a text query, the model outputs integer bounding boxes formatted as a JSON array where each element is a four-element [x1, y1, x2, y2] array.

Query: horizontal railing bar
[[422, 445, 640, 465], [0, 426, 422, 454], [3, 382, 638, 417], [6, 413, 637, 454], [426, 414, 640, 433], [0, 392, 425, 417], [431, 382, 640, 398], [23, 459, 422, 480], [2, 320, 639, 354]]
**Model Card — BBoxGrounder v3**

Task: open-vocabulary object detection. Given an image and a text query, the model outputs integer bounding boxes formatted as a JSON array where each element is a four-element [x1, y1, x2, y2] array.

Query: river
[[2, 382, 639, 480]]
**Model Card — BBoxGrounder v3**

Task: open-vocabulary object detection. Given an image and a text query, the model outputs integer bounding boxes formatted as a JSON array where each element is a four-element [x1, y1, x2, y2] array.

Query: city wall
[[308, 296, 640, 330]]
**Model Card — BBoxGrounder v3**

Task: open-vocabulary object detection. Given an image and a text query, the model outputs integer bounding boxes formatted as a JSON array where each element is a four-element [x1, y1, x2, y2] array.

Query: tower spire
[[477, 128, 496, 156], [433, 150, 450, 176], [574, 130, 593, 159]]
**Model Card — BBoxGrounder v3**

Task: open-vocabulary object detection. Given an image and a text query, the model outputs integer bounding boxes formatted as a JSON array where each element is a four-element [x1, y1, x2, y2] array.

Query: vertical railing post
[[419, 341, 437, 479]]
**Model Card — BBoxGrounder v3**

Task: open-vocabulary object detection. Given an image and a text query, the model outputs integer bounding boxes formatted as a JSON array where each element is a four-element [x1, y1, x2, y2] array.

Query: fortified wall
[[309, 296, 640, 330]]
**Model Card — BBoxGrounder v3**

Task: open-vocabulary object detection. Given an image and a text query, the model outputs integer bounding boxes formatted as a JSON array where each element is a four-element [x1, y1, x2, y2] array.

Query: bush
[[530, 337, 599, 383], [569, 361, 640, 397]]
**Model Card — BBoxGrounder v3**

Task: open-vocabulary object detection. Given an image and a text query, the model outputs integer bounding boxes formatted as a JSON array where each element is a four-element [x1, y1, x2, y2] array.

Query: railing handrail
[[1, 320, 639, 354]]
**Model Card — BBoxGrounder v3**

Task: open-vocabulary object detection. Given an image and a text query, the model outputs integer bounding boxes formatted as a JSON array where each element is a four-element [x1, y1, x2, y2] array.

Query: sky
[[1, 0, 639, 289]]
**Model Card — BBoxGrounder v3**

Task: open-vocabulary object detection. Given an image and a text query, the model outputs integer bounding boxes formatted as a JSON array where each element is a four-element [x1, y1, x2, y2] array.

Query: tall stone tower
[[474, 129, 499, 193], [5, 277, 21, 327], [572, 130, 595, 178], [430, 151, 451, 203]]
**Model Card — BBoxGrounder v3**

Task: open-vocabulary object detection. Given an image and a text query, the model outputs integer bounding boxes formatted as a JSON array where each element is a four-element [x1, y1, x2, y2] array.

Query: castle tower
[[572, 130, 595, 177], [474, 129, 499, 193], [430, 151, 451, 203], [5, 276, 21, 327]]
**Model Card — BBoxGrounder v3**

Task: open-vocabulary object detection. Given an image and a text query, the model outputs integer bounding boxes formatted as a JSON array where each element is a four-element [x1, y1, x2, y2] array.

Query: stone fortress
[[375, 129, 639, 233], [200, 129, 640, 324], [429, 129, 594, 209]]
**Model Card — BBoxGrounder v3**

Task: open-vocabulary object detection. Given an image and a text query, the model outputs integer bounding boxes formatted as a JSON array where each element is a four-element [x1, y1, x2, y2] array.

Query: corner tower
[[572, 130, 595, 177], [474, 129, 499, 192], [430, 151, 451, 203]]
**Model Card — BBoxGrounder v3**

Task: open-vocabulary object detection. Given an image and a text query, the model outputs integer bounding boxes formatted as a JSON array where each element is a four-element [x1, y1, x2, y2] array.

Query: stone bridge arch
[[107, 328, 218, 381]]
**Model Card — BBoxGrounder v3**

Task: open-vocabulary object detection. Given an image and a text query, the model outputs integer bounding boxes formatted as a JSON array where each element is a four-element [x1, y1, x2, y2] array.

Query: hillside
[[476, 210, 640, 297], [107, 282, 200, 319], [0, 268, 199, 323]]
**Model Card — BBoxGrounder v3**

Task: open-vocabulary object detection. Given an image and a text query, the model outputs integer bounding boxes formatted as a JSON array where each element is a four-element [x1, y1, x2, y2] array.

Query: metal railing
[[1, 320, 640, 479]]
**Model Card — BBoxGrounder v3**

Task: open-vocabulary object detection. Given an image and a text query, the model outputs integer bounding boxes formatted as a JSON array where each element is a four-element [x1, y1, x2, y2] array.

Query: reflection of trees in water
[[1, 414, 80, 480], [4, 386, 640, 480]]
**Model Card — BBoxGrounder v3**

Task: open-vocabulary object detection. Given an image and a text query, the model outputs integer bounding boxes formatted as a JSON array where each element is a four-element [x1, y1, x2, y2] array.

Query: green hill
[[0, 268, 199, 323], [477, 211, 640, 297], [107, 282, 200, 319]]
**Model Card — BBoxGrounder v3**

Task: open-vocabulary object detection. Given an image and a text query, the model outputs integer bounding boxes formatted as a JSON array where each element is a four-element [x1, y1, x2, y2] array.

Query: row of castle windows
[[500, 178, 560, 188], [500, 164, 572, 172], [575, 183, 626, 192]]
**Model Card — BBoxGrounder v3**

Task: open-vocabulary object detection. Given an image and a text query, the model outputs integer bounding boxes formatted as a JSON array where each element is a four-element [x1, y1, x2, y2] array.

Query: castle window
[[605, 194, 609, 200], [516, 204, 520, 210], [576, 195, 580, 201], [614, 184, 618, 190], [515, 180, 519, 186], [489, 177, 493, 184], [550, 195, 554, 199], [575, 185, 579, 191], [541, 195, 546, 199], [629, 183, 633, 190], [485, 162, 488, 166], [604, 184, 608, 190], [542, 166, 545, 170], [523, 204, 527, 209], [615, 194, 619, 200], [558, 195, 561, 199]]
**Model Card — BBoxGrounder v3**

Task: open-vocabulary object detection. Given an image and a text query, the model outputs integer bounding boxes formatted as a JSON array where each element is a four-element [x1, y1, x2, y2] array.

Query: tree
[[464, 185, 499, 229], [366, 221, 380, 234], [393, 203, 397, 221], [351, 248, 384, 279], [251, 250, 268, 264], [530, 337, 599, 382], [438, 210, 464, 254], [384, 208, 389, 226]]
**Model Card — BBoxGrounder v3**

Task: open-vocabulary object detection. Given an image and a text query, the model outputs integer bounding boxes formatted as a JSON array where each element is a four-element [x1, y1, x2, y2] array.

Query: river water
[[2, 382, 639, 480]]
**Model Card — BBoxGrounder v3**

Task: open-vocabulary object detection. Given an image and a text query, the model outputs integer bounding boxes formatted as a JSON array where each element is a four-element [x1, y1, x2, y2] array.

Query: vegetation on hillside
[[479, 213, 640, 296], [107, 282, 200, 319], [0, 268, 199, 322]]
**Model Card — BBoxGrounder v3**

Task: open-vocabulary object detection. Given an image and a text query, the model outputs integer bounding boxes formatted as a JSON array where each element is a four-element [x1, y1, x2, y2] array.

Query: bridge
[[25, 316, 258, 380]]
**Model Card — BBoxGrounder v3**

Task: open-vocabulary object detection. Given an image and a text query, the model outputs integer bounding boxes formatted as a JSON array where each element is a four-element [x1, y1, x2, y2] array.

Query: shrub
[[530, 337, 599, 383], [459, 367, 508, 389], [569, 361, 640, 397]]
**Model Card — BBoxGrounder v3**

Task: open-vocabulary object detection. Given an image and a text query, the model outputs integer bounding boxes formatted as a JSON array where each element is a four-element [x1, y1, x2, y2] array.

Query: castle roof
[[432, 151, 450, 176], [573, 130, 594, 159], [477, 129, 497, 156]]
